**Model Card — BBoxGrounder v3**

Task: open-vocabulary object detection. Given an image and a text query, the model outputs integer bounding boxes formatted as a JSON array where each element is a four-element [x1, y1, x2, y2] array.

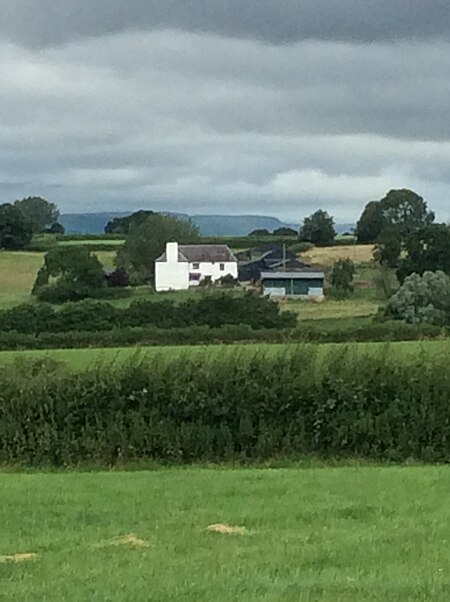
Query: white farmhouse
[[155, 242, 238, 291]]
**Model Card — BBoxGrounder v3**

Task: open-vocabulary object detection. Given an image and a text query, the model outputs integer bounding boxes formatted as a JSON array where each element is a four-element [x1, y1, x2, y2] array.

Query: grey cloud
[[1, 28, 450, 221], [1, 0, 450, 48]]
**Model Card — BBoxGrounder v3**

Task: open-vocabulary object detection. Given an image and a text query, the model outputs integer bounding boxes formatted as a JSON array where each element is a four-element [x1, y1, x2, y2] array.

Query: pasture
[[0, 250, 116, 309], [1, 466, 450, 601], [0, 339, 448, 371]]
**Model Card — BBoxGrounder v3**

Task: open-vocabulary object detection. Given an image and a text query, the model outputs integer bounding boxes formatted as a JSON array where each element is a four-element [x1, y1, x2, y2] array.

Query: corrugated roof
[[157, 244, 237, 263], [261, 270, 325, 279]]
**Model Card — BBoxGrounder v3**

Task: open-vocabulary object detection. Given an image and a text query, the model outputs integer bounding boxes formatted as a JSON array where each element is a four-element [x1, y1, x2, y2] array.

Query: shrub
[[2, 348, 450, 465], [106, 267, 130, 287], [0, 292, 296, 335], [330, 259, 355, 296], [386, 271, 450, 325]]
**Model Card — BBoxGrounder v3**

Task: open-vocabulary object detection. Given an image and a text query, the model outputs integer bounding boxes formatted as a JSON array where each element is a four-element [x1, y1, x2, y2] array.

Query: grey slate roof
[[157, 244, 237, 263]]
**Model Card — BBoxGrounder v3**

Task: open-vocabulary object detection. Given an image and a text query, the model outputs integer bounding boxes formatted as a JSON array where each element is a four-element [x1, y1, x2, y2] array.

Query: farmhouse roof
[[157, 244, 237, 263]]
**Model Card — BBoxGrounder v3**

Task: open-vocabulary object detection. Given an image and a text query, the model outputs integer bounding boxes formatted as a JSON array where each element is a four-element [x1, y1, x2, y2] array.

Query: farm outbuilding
[[261, 270, 325, 298]]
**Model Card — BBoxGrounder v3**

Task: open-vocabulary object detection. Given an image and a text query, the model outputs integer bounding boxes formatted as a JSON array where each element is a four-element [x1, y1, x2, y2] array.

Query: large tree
[[33, 246, 106, 302], [116, 214, 200, 283], [355, 201, 385, 244], [356, 189, 434, 245], [15, 196, 60, 233], [0, 203, 33, 249], [299, 210, 336, 245], [397, 224, 450, 283]]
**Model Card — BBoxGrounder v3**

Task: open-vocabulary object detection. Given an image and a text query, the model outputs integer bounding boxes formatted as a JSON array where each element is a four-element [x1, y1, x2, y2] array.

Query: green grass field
[[1, 339, 449, 371], [0, 250, 116, 309], [1, 466, 450, 601]]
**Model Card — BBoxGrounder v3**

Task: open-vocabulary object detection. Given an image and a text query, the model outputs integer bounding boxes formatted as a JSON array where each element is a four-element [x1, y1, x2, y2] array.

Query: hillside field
[[1, 466, 450, 601], [0, 250, 116, 310], [1, 339, 448, 371]]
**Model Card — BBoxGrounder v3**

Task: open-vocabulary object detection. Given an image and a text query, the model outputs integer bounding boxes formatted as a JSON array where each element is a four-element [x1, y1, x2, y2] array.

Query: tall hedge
[[1, 346, 450, 466]]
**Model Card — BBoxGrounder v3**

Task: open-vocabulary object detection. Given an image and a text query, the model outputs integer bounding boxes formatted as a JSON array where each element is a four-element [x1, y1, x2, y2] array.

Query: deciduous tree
[[0, 203, 33, 249], [116, 214, 199, 283], [299, 210, 336, 245]]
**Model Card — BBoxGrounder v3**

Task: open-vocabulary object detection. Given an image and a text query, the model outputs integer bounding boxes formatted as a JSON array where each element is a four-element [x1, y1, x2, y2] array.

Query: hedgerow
[[0, 293, 296, 334], [1, 347, 450, 465]]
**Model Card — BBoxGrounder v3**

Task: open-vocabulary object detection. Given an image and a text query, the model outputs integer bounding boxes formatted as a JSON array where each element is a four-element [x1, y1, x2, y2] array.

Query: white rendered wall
[[189, 261, 238, 286], [155, 262, 189, 291]]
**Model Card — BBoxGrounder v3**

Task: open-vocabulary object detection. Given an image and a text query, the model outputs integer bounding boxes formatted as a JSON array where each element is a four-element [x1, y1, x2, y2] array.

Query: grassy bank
[[0, 339, 449, 371], [1, 466, 450, 601]]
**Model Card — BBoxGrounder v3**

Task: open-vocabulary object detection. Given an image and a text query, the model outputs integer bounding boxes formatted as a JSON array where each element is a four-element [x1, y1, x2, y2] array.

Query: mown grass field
[[1, 466, 450, 601], [1, 339, 449, 371]]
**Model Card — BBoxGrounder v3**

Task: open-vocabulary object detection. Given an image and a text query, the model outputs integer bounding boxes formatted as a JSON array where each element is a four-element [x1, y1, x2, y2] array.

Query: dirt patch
[[110, 534, 149, 548], [0, 553, 37, 564], [207, 523, 247, 535]]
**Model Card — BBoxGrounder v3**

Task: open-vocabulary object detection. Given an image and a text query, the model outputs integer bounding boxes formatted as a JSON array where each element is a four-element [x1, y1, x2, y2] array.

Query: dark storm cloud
[[1, 0, 450, 48]]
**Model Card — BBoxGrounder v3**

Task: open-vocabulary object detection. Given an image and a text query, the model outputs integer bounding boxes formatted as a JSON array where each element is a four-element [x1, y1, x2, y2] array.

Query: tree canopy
[[116, 214, 200, 283], [356, 189, 434, 245], [397, 224, 450, 283], [105, 210, 155, 234], [272, 227, 298, 237], [33, 247, 106, 302], [14, 196, 60, 233], [249, 228, 270, 236], [299, 210, 336, 245], [0, 203, 33, 250]]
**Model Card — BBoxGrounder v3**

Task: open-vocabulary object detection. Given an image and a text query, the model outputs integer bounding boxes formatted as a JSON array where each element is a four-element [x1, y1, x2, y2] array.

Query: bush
[[330, 259, 355, 296], [386, 271, 450, 325], [2, 347, 450, 465], [287, 242, 314, 254], [0, 292, 296, 335]]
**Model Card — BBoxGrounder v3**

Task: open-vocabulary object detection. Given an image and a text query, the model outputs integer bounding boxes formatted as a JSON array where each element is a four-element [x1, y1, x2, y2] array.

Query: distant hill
[[60, 211, 354, 237], [60, 212, 298, 236]]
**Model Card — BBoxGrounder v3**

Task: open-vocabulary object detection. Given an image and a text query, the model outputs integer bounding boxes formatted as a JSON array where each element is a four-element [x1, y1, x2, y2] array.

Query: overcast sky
[[1, 0, 449, 222]]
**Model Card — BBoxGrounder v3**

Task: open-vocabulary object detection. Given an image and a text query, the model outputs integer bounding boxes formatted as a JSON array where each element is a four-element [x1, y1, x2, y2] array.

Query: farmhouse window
[[192, 263, 200, 270], [220, 263, 225, 271]]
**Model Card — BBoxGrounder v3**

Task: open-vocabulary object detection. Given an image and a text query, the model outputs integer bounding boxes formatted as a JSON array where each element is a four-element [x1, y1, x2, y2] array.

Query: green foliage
[[272, 227, 298, 236], [386, 271, 450, 325], [249, 228, 270, 236], [397, 224, 450, 283], [45, 222, 65, 235], [0, 203, 33, 249], [330, 259, 355, 295], [357, 189, 435, 266], [0, 291, 297, 335], [105, 209, 155, 234], [287, 241, 314, 254], [14, 196, 60, 233], [299, 210, 336, 245], [374, 226, 403, 268], [2, 347, 450, 465], [356, 200, 385, 244], [32, 247, 107, 302], [116, 214, 200, 283]]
